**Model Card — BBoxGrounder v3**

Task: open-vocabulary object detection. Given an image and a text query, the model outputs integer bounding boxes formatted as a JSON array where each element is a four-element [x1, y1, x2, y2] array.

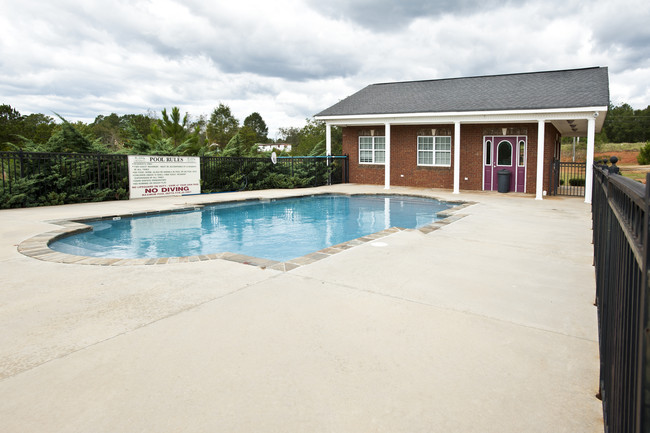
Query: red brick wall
[[341, 123, 560, 194], [524, 123, 561, 194]]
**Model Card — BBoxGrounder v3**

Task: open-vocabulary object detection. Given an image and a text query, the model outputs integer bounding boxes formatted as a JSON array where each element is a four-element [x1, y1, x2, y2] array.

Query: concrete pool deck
[[0, 185, 602, 432]]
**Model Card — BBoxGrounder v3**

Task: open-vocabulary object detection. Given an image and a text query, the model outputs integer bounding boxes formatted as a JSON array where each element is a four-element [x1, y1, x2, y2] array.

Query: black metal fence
[[592, 164, 650, 432], [549, 160, 586, 196], [200, 155, 349, 193], [0, 151, 130, 207], [1, 151, 349, 208]]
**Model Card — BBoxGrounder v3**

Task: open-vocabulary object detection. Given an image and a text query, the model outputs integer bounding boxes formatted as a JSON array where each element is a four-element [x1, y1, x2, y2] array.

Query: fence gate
[[549, 160, 586, 197]]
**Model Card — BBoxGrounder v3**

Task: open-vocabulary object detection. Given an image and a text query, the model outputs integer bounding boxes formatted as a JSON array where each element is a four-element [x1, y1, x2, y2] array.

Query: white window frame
[[417, 136, 452, 167], [358, 136, 385, 165]]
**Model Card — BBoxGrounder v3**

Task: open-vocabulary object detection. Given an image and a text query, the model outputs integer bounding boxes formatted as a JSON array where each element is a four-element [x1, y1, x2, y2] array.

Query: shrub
[[637, 142, 650, 165], [569, 178, 586, 187]]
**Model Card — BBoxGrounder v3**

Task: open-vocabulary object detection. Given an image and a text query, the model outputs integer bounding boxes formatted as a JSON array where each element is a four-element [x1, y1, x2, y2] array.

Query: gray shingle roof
[[315, 67, 609, 117]]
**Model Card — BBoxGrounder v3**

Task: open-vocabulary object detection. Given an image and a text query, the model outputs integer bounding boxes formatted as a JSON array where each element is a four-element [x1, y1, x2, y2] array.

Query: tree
[[277, 126, 301, 146], [243, 112, 268, 143], [121, 113, 156, 141], [221, 126, 259, 157], [159, 107, 190, 147], [602, 103, 650, 143], [207, 103, 240, 148], [21, 113, 56, 144], [0, 104, 23, 150], [0, 106, 55, 151], [45, 114, 99, 153], [91, 113, 123, 150], [283, 119, 342, 156]]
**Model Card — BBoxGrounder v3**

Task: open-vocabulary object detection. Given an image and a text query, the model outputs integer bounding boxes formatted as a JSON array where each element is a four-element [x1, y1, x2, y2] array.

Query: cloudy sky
[[1, 0, 649, 139]]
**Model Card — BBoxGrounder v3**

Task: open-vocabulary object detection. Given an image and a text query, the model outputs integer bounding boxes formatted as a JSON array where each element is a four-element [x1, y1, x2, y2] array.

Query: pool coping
[[17, 192, 476, 271]]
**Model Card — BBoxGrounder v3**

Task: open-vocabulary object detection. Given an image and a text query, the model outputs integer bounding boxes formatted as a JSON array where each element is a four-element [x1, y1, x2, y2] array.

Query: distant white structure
[[258, 143, 292, 153]]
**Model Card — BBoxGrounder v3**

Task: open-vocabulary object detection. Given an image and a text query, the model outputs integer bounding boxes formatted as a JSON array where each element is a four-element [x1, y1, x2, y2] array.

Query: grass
[[561, 142, 645, 155], [598, 142, 646, 152], [559, 142, 649, 184], [621, 170, 647, 182], [561, 142, 646, 165]]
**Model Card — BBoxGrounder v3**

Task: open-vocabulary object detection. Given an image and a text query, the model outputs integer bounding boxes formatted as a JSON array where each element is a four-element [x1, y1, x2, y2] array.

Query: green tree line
[[0, 103, 342, 157], [600, 103, 650, 143]]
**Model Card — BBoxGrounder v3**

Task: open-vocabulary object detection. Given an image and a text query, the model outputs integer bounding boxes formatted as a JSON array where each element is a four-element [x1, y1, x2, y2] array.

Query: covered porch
[[320, 108, 606, 203]]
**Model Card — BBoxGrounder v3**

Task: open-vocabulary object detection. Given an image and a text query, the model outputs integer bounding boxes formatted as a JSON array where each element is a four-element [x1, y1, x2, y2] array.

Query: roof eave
[[315, 106, 609, 135], [316, 106, 607, 120]]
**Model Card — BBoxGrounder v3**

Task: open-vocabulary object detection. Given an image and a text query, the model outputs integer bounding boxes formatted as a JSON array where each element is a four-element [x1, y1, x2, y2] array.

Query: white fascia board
[[315, 106, 608, 126]]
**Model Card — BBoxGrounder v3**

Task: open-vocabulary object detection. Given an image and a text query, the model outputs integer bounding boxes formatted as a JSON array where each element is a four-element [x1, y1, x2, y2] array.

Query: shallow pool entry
[[49, 194, 455, 262]]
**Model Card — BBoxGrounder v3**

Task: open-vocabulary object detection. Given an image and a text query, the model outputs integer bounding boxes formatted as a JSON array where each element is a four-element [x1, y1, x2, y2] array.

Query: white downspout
[[535, 120, 545, 200]]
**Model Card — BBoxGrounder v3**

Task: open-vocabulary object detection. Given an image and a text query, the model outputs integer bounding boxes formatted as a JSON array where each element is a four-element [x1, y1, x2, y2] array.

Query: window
[[418, 136, 451, 166], [485, 140, 492, 165], [359, 136, 385, 164], [497, 141, 512, 166], [518, 140, 526, 166]]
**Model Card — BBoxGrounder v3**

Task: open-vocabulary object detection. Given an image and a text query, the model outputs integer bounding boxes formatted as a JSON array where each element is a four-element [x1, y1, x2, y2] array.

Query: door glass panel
[[497, 141, 512, 166], [485, 140, 491, 165], [518, 141, 525, 166]]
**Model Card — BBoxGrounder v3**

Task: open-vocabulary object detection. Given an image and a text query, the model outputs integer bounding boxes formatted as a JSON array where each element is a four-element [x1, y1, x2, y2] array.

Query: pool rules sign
[[128, 155, 201, 199]]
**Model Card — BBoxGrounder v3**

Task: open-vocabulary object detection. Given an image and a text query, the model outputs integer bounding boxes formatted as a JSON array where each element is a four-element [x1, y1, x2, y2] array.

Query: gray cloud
[[0, 0, 648, 138], [305, 0, 519, 31]]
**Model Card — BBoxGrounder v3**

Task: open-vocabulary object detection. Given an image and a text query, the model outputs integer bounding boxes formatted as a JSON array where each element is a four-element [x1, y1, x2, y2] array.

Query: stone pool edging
[[17, 193, 475, 271]]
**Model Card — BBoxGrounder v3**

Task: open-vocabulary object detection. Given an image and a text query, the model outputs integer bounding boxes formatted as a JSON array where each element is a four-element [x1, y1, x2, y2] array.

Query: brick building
[[315, 67, 609, 202]]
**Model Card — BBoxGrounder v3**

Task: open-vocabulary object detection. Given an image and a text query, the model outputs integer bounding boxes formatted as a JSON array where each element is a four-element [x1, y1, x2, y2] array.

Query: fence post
[[18, 150, 25, 178], [96, 153, 102, 189]]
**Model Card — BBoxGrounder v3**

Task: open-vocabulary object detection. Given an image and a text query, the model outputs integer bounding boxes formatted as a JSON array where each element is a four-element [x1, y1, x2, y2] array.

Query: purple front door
[[483, 136, 526, 192]]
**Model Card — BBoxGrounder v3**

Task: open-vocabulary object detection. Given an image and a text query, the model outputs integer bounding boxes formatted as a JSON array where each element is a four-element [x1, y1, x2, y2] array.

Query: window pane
[[374, 150, 385, 163], [419, 151, 433, 165], [418, 141, 433, 151], [485, 141, 491, 165], [375, 137, 385, 147], [519, 141, 525, 166], [435, 152, 451, 165], [435, 136, 451, 151], [497, 141, 512, 165], [360, 150, 373, 163], [359, 137, 372, 150]]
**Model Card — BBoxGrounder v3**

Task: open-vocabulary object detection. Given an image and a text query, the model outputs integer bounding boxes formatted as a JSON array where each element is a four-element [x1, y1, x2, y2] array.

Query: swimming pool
[[49, 194, 455, 262]]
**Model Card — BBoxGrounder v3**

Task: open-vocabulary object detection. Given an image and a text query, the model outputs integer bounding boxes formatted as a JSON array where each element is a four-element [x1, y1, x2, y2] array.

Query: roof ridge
[[371, 66, 606, 87]]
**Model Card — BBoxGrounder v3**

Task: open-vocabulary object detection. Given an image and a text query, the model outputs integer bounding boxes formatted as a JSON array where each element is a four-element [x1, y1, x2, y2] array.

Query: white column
[[384, 123, 391, 189], [535, 120, 545, 200], [453, 121, 461, 194], [325, 123, 332, 156], [325, 123, 332, 185], [585, 117, 596, 204]]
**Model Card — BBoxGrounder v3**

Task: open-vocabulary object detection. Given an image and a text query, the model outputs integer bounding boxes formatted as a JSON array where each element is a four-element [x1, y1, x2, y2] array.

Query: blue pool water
[[50, 194, 454, 262]]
